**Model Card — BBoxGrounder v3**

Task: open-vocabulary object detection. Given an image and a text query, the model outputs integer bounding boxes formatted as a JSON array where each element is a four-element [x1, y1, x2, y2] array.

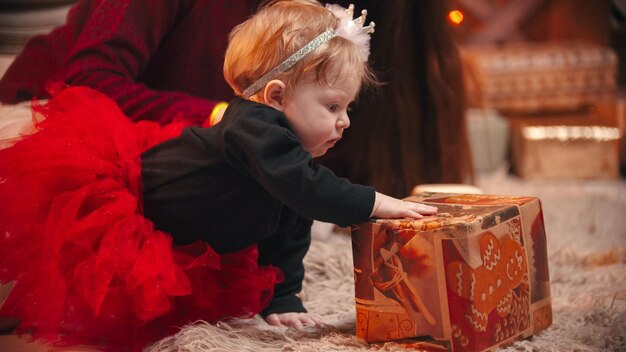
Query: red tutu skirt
[[0, 86, 281, 351]]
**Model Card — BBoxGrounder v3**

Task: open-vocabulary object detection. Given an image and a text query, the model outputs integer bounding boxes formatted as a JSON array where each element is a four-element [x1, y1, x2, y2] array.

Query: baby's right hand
[[371, 192, 437, 220]]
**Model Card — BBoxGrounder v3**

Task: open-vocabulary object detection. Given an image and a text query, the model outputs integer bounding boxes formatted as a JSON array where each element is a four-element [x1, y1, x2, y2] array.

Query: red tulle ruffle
[[0, 86, 281, 351]]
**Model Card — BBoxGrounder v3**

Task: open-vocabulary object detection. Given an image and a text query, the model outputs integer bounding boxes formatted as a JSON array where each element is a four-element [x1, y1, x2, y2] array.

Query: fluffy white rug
[[1, 103, 623, 351], [147, 170, 626, 352]]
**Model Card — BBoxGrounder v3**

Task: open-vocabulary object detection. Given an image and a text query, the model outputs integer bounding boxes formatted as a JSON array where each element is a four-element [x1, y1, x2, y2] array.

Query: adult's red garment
[[0, 0, 260, 125]]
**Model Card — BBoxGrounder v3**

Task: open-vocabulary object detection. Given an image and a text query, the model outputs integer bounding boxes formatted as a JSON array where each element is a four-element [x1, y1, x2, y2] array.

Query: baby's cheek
[[307, 133, 328, 148]]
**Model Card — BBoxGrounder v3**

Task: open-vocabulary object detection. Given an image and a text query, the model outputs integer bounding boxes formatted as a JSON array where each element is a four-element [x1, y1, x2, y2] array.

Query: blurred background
[[0, 1, 624, 351], [0, 1, 77, 71], [450, 0, 625, 181], [0, 0, 624, 185]]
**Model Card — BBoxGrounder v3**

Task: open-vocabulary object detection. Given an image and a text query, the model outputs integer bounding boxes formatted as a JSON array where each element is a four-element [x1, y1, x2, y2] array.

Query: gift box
[[351, 193, 552, 352], [462, 42, 618, 114], [510, 116, 621, 179]]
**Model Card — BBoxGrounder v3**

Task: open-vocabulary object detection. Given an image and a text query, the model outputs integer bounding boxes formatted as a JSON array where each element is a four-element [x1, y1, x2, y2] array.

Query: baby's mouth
[[327, 137, 341, 146]]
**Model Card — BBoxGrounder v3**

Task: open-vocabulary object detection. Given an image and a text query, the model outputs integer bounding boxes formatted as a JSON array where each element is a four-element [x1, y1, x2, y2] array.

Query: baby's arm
[[371, 192, 438, 219], [258, 216, 318, 329]]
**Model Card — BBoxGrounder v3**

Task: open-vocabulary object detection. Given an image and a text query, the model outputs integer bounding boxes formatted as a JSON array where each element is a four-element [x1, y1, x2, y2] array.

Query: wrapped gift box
[[462, 43, 617, 114], [510, 116, 621, 179], [351, 193, 552, 352]]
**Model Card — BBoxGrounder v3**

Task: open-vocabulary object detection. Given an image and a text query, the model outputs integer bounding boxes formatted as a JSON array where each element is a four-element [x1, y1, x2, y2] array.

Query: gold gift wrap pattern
[[512, 124, 621, 179], [351, 193, 552, 352], [462, 43, 617, 114]]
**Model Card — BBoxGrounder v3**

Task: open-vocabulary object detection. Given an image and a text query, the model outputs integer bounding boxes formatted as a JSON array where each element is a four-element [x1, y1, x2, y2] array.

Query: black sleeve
[[258, 216, 312, 316], [218, 103, 376, 227]]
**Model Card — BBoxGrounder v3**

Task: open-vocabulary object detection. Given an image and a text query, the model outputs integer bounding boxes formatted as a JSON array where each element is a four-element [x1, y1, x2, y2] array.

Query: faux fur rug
[[1, 104, 624, 351], [147, 169, 626, 352]]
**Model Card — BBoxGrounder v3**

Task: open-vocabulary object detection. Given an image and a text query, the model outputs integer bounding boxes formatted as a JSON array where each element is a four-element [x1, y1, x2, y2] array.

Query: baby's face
[[282, 75, 360, 158]]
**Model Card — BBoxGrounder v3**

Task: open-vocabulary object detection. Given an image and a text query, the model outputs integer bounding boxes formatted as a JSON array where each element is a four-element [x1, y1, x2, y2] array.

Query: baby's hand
[[371, 192, 438, 219], [265, 312, 323, 329]]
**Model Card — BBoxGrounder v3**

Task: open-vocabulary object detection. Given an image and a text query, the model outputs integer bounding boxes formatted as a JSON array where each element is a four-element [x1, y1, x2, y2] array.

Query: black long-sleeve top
[[141, 97, 375, 315]]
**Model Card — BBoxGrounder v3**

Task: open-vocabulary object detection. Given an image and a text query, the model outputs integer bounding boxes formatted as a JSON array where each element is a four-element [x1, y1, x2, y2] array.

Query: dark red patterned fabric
[[0, 0, 260, 125]]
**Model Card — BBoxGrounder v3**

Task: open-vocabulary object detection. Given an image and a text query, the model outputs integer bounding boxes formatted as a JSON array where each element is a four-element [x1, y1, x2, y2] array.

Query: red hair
[[224, 0, 376, 101]]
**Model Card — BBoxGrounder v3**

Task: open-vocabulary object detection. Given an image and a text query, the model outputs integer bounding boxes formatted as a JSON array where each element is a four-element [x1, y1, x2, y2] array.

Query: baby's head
[[224, 0, 376, 102], [224, 1, 377, 157]]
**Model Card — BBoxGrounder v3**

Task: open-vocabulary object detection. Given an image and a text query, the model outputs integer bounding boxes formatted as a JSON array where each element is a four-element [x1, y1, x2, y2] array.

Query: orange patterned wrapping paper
[[351, 193, 552, 352]]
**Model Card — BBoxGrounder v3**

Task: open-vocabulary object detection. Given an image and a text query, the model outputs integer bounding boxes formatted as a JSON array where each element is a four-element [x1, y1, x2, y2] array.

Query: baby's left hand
[[265, 312, 323, 329]]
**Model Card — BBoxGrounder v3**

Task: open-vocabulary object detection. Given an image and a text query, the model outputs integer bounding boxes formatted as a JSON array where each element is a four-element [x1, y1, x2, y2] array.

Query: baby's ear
[[263, 80, 286, 111]]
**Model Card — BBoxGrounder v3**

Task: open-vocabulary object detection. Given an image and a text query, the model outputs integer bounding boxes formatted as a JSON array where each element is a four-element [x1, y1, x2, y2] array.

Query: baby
[[142, 0, 437, 328], [0, 1, 438, 350]]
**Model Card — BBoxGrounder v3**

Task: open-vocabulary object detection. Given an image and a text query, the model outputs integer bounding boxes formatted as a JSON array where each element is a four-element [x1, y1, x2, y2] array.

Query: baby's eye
[[327, 104, 339, 112], [347, 104, 354, 112]]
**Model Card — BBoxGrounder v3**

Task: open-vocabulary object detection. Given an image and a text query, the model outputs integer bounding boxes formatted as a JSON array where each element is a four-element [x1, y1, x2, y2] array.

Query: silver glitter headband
[[242, 30, 338, 98]]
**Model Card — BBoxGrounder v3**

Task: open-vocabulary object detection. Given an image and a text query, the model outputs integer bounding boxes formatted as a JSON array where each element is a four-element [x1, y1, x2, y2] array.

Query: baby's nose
[[337, 114, 350, 129]]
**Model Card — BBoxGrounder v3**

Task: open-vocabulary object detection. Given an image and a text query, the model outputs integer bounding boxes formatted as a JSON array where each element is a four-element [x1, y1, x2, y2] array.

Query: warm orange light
[[448, 9, 464, 26]]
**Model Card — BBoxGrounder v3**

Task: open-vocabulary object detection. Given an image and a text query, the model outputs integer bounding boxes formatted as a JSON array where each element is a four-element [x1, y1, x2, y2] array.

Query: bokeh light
[[448, 9, 464, 26]]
